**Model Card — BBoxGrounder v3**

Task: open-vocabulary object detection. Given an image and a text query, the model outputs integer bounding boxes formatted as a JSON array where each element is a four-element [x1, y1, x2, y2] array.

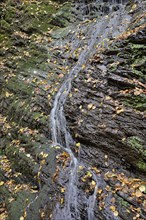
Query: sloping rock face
[[64, 1, 146, 219], [66, 13, 146, 174], [0, 0, 146, 220], [0, 1, 76, 219]]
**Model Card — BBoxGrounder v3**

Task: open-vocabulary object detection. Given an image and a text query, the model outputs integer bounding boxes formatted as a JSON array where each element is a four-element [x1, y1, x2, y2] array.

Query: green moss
[[21, 2, 58, 32], [7, 191, 36, 220], [119, 198, 129, 208], [132, 69, 144, 78], [1, 20, 11, 32], [123, 94, 146, 111], [8, 77, 33, 96], [130, 44, 146, 50], [127, 136, 145, 155], [3, 5, 16, 23], [137, 160, 146, 172], [49, 2, 73, 28], [127, 137, 146, 172], [132, 56, 146, 68]]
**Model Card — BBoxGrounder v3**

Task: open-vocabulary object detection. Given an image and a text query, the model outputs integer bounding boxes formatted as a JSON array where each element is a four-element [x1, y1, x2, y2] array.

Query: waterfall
[[50, 0, 130, 219]]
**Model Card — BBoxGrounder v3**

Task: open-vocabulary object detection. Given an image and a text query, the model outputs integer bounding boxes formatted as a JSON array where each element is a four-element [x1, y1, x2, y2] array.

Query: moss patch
[[137, 160, 146, 172], [123, 94, 146, 112], [127, 136, 145, 156]]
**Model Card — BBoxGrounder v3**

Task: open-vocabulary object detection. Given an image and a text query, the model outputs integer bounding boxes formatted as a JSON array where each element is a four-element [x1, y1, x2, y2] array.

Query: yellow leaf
[[20, 217, 24, 220], [132, 4, 137, 10], [78, 165, 84, 170], [47, 94, 51, 99], [91, 180, 96, 187], [97, 189, 102, 194], [76, 142, 81, 147], [135, 189, 142, 197], [60, 188, 65, 193], [113, 211, 119, 216], [116, 108, 124, 114], [86, 171, 92, 177], [81, 177, 86, 182], [92, 105, 96, 110], [55, 146, 61, 149], [60, 198, 64, 204], [19, 128, 24, 133], [87, 103, 93, 109], [110, 206, 116, 212], [82, 64, 86, 69], [5, 91, 12, 97], [91, 166, 100, 174], [139, 185, 146, 192], [42, 153, 48, 158], [32, 78, 37, 83], [0, 181, 4, 186]]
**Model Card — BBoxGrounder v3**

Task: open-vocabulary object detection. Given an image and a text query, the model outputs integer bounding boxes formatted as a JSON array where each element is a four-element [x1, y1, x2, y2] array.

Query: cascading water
[[50, 0, 130, 219]]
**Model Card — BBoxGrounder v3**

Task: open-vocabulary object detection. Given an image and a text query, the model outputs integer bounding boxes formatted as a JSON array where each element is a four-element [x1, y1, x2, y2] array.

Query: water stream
[[50, 1, 130, 219]]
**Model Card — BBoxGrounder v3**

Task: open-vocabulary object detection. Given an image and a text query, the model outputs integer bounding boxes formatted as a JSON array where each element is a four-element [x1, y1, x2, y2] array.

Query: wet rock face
[[64, 1, 146, 218], [0, 0, 146, 219], [65, 4, 146, 174]]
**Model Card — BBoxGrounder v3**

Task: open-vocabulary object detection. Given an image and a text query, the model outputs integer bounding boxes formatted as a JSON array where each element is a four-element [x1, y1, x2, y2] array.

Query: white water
[[50, 1, 130, 219]]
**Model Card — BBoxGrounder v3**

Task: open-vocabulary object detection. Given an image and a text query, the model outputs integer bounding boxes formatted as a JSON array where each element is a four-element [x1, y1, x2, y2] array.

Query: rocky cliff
[[0, 0, 146, 219]]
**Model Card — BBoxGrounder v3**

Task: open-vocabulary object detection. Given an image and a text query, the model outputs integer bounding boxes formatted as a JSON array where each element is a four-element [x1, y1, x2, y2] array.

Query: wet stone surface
[[0, 0, 146, 220]]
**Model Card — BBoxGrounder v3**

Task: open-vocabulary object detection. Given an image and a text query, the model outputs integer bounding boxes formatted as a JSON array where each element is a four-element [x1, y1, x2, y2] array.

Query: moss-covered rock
[[124, 94, 146, 111], [137, 160, 146, 172], [128, 136, 145, 155]]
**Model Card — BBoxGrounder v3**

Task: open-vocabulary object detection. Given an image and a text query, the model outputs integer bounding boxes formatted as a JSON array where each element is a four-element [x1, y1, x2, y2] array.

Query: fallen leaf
[[113, 211, 119, 217], [0, 181, 4, 186], [86, 171, 92, 178], [110, 206, 116, 212], [97, 189, 102, 194], [60, 187, 65, 193], [60, 198, 64, 204], [5, 91, 12, 97], [87, 103, 93, 109], [139, 185, 146, 192], [135, 189, 142, 197], [91, 180, 96, 187], [78, 165, 84, 170], [92, 105, 96, 110], [116, 108, 124, 114], [91, 166, 100, 174], [76, 142, 81, 147], [58, 73, 64, 78]]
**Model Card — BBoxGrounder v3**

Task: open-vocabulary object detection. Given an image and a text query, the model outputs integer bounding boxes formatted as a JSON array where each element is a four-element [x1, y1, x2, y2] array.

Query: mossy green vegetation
[[137, 160, 146, 172], [123, 94, 146, 112], [119, 197, 129, 208], [130, 43, 146, 81], [127, 136, 146, 172], [128, 136, 144, 153]]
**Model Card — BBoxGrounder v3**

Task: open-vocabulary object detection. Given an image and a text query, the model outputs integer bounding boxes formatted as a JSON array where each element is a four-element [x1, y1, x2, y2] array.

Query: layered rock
[[0, 0, 146, 219]]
